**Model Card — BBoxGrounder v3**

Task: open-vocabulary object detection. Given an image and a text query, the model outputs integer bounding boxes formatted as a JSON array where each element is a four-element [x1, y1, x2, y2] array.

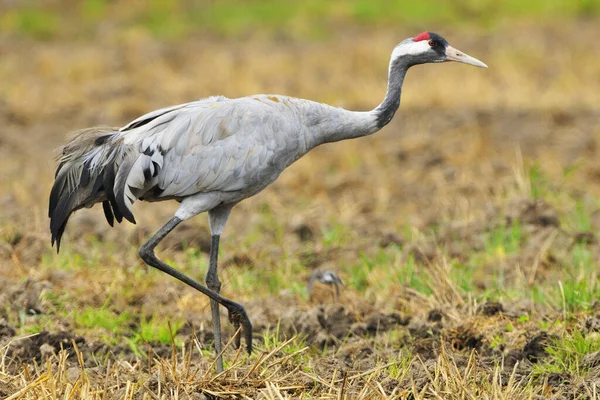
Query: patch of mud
[[0, 322, 16, 339], [0, 277, 51, 316], [502, 331, 559, 368], [446, 324, 484, 352], [5, 330, 86, 362], [505, 198, 561, 228], [477, 301, 504, 316], [279, 304, 408, 349], [522, 332, 557, 362]]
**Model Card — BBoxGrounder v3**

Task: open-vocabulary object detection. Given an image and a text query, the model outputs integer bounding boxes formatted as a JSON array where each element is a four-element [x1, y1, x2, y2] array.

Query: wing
[[120, 95, 228, 132], [113, 95, 295, 213]]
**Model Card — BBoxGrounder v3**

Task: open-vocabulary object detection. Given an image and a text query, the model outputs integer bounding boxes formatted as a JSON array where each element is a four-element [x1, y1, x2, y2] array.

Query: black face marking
[[426, 32, 449, 58], [395, 32, 450, 67]]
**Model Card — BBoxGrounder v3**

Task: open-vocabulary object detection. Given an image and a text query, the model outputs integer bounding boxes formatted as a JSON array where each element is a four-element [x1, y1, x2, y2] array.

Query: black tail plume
[[48, 127, 126, 252]]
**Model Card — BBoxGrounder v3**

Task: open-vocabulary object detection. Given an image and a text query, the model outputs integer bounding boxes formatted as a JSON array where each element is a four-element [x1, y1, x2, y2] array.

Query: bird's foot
[[225, 301, 252, 354]]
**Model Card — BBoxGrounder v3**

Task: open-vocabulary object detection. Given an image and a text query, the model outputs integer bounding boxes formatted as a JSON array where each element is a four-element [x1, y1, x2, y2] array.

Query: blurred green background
[[2, 0, 599, 40]]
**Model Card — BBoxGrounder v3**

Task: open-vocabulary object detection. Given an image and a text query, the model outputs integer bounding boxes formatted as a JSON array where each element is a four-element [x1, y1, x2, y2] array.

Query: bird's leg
[[138, 217, 253, 360], [207, 205, 241, 351], [206, 234, 224, 373]]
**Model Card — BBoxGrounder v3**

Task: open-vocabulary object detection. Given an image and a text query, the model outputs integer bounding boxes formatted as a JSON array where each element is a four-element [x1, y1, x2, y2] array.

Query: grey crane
[[49, 31, 486, 372]]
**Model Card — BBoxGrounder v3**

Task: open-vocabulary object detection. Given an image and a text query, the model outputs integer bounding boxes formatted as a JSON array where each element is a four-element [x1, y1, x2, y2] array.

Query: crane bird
[[49, 32, 486, 372]]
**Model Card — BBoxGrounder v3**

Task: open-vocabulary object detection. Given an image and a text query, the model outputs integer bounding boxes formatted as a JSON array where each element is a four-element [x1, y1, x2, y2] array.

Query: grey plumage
[[48, 32, 486, 370], [49, 94, 378, 249]]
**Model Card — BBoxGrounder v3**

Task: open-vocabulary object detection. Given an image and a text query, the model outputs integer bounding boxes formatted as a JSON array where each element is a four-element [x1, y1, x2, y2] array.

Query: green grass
[[528, 163, 552, 200], [74, 307, 132, 334], [483, 219, 524, 259], [450, 260, 477, 293], [137, 315, 184, 345], [533, 330, 600, 378], [386, 350, 413, 380], [558, 243, 600, 312], [130, 0, 600, 37], [262, 322, 308, 359], [399, 255, 432, 296], [569, 199, 594, 233], [0, 8, 60, 39], [322, 221, 354, 249], [344, 252, 375, 292], [2, 0, 599, 40]]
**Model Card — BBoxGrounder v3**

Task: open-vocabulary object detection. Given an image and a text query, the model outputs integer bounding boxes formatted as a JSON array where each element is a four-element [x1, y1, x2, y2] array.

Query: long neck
[[313, 55, 411, 144], [373, 57, 410, 129]]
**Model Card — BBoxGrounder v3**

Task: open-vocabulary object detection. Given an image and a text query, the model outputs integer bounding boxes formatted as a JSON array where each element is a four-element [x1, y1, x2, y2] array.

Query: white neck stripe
[[391, 40, 431, 60]]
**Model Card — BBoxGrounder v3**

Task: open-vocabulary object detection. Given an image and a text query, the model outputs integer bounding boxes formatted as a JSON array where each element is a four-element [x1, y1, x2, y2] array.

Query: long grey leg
[[138, 217, 253, 361], [206, 234, 224, 372]]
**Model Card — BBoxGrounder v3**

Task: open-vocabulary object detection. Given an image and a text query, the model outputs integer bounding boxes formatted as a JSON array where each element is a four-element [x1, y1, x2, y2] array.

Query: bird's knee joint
[[138, 245, 154, 264], [206, 276, 222, 292]]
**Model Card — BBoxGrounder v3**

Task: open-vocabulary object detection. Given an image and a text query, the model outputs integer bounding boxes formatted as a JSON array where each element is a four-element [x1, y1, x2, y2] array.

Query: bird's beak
[[445, 45, 488, 68]]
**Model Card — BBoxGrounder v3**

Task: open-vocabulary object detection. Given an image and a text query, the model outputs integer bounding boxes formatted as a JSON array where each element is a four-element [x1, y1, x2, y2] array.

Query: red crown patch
[[413, 32, 430, 42]]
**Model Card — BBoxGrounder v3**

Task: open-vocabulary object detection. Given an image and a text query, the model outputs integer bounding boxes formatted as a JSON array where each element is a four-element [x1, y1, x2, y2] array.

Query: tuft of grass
[[483, 219, 524, 259], [533, 330, 600, 378], [74, 307, 132, 334], [321, 220, 354, 249], [557, 244, 600, 312], [398, 254, 432, 296], [262, 321, 308, 358], [528, 162, 552, 200], [569, 198, 593, 232], [449, 259, 477, 294], [136, 315, 184, 346], [386, 350, 413, 380]]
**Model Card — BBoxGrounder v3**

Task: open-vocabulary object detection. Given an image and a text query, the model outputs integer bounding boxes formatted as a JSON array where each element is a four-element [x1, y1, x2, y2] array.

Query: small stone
[[39, 343, 55, 359], [582, 349, 600, 369], [66, 366, 82, 382]]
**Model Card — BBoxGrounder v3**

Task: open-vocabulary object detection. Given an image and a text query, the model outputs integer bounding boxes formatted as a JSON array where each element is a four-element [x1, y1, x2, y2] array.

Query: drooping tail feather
[[48, 127, 135, 252]]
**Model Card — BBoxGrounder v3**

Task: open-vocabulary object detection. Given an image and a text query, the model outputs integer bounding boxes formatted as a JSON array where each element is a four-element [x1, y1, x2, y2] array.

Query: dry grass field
[[2, 1, 600, 398]]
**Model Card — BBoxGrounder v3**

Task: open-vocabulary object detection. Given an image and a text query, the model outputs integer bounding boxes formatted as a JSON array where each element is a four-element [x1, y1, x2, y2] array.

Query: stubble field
[[2, 1, 600, 398]]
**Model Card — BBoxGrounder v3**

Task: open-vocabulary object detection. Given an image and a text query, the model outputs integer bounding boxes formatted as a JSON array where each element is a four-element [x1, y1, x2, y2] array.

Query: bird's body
[[49, 32, 487, 372], [50, 94, 377, 242]]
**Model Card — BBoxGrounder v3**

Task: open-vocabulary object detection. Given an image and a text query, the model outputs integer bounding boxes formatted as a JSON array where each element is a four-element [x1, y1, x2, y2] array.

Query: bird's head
[[392, 32, 487, 68]]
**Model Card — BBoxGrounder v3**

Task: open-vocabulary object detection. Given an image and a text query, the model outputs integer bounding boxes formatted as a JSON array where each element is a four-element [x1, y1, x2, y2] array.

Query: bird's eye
[[428, 40, 434, 47]]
